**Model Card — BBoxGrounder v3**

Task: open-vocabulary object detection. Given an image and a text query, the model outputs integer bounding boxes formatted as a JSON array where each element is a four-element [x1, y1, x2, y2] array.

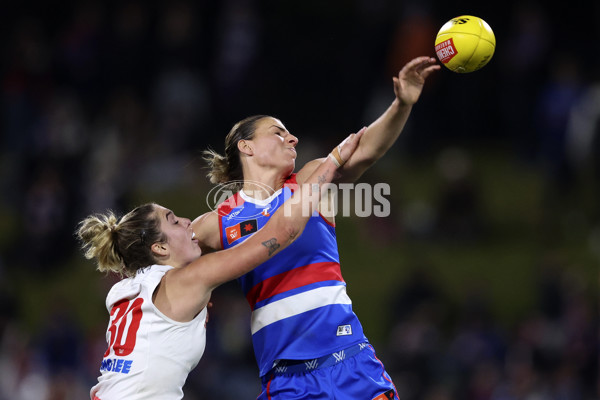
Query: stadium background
[[0, 0, 598, 399]]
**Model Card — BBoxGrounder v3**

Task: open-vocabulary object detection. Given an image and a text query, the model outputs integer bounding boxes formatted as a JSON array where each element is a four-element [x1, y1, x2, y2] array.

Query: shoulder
[[295, 157, 326, 185], [105, 265, 172, 310], [192, 211, 222, 252], [136, 265, 174, 292], [192, 210, 219, 227]]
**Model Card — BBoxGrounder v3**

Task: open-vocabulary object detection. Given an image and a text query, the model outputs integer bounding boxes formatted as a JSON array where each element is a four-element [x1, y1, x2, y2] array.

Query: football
[[434, 15, 496, 73]]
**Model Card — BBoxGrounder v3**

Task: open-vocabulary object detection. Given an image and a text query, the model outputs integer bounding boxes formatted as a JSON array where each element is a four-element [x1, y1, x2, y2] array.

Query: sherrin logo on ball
[[435, 15, 496, 73]]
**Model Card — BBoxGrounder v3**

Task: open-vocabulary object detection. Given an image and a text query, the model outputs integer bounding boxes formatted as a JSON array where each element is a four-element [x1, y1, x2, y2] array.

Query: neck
[[241, 169, 289, 200]]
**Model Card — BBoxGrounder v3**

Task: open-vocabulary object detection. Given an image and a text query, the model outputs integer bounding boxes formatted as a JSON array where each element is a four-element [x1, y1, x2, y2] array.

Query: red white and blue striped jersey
[[218, 174, 368, 377]]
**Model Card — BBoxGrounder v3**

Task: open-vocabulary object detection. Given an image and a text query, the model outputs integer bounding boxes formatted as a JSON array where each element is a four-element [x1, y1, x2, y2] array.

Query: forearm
[[266, 156, 338, 242], [360, 98, 412, 160], [332, 99, 412, 183], [343, 56, 438, 170]]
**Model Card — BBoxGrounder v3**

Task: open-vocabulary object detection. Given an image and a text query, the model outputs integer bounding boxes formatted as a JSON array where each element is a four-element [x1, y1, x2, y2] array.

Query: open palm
[[393, 56, 440, 106]]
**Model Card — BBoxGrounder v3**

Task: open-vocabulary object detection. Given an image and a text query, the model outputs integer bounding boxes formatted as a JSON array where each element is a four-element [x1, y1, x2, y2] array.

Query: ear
[[151, 242, 169, 258], [237, 139, 254, 156]]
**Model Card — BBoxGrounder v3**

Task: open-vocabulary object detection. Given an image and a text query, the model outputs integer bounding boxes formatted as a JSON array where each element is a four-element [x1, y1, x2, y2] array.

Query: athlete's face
[[153, 206, 201, 267], [245, 117, 298, 173]]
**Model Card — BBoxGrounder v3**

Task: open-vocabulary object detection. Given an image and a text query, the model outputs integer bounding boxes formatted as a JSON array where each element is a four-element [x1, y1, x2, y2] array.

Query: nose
[[287, 133, 298, 147], [183, 218, 192, 227]]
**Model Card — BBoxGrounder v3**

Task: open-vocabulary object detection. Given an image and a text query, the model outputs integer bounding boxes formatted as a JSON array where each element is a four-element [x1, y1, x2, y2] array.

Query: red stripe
[[217, 192, 244, 217], [218, 212, 224, 250], [319, 211, 336, 227], [245, 261, 343, 310], [266, 375, 273, 400], [218, 192, 244, 249], [285, 173, 298, 186], [370, 344, 399, 399]]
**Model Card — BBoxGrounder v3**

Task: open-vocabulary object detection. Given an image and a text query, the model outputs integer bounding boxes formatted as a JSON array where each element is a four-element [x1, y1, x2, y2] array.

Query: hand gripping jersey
[[91, 265, 207, 400], [219, 174, 368, 377]]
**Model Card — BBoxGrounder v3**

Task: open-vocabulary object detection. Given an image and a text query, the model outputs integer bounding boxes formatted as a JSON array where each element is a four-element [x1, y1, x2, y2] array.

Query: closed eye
[[166, 211, 179, 225], [270, 125, 287, 136]]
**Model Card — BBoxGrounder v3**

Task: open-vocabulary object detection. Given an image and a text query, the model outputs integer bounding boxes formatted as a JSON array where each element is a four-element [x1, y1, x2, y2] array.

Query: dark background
[[0, 1, 598, 399]]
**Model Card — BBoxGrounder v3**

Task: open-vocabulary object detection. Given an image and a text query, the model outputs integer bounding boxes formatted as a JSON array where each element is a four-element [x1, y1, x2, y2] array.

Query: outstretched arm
[[334, 56, 440, 183]]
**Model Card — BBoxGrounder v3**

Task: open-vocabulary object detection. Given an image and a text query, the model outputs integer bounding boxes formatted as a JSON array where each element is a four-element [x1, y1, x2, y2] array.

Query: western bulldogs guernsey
[[218, 174, 368, 377]]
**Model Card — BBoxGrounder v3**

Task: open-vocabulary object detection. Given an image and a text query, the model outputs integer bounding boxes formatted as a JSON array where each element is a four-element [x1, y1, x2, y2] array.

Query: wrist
[[393, 97, 414, 110], [328, 146, 344, 168]]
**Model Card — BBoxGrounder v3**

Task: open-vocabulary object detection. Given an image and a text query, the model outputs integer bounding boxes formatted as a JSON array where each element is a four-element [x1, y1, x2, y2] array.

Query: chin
[[284, 162, 295, 176]]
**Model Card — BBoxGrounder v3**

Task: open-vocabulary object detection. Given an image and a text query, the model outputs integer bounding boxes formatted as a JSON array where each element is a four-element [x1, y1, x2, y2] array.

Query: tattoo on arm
[[317, 171, 328, 185], [262, 238, 281, 256]]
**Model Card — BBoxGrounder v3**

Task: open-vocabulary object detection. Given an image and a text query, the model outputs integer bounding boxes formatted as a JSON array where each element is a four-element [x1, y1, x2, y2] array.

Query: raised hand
[[393, 56, 440, 106]]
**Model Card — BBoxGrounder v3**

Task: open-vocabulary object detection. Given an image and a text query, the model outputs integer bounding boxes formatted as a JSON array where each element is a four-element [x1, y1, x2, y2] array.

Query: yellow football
[[435, 15, 496, 73]]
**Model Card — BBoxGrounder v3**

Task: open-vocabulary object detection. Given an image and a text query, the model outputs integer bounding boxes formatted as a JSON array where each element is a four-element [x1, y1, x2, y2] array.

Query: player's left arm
[[334, 56, 440, 183]]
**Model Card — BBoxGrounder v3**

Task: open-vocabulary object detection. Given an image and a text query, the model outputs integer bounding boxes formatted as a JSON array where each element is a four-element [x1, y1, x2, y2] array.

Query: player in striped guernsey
[[194, 56, 439, 399]]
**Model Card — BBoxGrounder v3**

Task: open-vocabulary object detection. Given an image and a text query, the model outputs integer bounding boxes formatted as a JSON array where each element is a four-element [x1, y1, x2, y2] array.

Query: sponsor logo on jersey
[[100, 358, 133, 374], [225, 219, 258, 244], [336, 324, 352, 336], [240, 219, 258, 236], [225, 225, 241, 244], [226, 208, 243, 221]]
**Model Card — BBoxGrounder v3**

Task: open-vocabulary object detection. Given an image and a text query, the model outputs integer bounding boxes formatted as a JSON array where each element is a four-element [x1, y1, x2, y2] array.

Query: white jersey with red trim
[[91, 264, 207, 400]]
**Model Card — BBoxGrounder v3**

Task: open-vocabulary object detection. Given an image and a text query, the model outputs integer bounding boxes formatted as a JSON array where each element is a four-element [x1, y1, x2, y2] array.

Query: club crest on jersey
[[226, 219, 258, 244]]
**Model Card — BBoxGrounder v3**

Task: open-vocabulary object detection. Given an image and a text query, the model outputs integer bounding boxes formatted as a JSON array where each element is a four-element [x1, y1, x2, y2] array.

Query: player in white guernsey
[[76, 130, 363, 400]]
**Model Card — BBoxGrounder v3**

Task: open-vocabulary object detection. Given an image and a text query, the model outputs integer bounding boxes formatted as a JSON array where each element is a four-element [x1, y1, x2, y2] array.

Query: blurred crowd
[[0, 1, 598, 399]]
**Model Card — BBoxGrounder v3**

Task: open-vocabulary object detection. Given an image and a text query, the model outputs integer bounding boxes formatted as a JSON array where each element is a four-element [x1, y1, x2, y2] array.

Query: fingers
[[354, 126, 366, 141], [419, 64, 441, 79], [334, 126, 366, 165], [341, 127, 366, 148], [400, 56, 439, 76], [350, 126, 367, 140], [402, 56, 435, 71]]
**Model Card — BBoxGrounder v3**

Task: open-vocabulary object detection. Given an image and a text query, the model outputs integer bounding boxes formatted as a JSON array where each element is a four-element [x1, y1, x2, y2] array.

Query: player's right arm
[[297, 56, 439, 185]]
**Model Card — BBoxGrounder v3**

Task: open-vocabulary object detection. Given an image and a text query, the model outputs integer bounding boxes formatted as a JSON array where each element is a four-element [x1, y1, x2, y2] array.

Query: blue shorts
[[257, 343, 398, 400]]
